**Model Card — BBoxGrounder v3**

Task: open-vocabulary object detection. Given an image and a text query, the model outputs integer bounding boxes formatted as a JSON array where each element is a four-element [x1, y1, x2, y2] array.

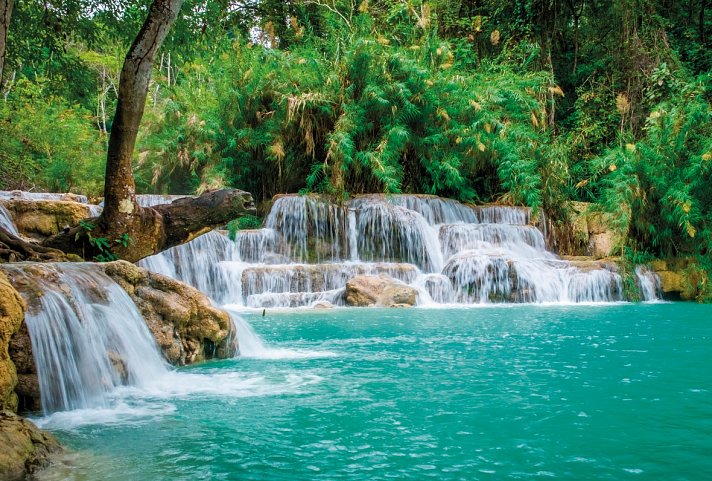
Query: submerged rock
[[0, 411, 61, 480], [102, 261, 236, 365], [345, 275, 417, 307]]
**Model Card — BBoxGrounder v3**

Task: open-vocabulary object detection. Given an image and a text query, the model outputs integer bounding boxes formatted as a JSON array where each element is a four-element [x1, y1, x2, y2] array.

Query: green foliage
[[227, 215, 264, 240], [77, 220, 133, 262], [595, 76, 712, 257], [0, 77, 106, 193], [2, 0, 711, 279]]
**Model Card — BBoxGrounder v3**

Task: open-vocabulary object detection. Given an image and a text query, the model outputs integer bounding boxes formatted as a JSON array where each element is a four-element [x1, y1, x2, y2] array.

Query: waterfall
[[135, 194, 192, 207], [138, 231, 244, 305], [136, 194, 655, 307], [4, 263, 168, 414], [635, 265, 662, 301], [265, 195, 350, 262], [0, 203, 19, 236], [0, 191, 89, 203], [350, 196, 444, 272]]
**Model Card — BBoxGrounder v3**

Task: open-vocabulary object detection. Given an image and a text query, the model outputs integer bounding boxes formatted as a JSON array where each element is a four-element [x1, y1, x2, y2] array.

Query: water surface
[[38, 304, 712, 480]]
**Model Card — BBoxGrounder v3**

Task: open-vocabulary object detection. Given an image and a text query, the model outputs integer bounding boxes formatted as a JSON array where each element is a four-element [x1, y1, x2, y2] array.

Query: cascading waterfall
[[135, 194, 192, 207], [0, 203, 19, 236], [0, 191, 89, 203], [635, 265, 662, 301], [4, 263, 168, 414], [1, 189, 103, 218], [139, 193, 659, 307]]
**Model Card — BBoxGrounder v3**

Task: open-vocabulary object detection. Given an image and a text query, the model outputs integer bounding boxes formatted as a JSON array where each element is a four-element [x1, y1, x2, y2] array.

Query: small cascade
[[137, 193, 654, 307], [240, 263, 418, 307], [474, 205, 530, 224], [0, 190, 89, 203], [135, 194, 192, 207], [265, 195, 350, 262], [0, 203, 19, 236], [233, 229, 276, 263], [439, 223, 545, 259], [138, 231, 244, 305], [4, 263, 168, 414], [635, 265, 662, 301], [387, 194, 479, 224], [349, 196, 443, 272]]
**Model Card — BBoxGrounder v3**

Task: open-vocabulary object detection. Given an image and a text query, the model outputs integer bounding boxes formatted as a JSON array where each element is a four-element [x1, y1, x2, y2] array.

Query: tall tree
[[0, 0, 12, 81], [41, 0, 255, 262]]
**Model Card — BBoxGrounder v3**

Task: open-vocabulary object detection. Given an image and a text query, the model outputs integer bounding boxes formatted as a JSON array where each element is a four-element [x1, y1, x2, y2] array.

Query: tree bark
[[42, 189, 255, 263], [101, 0, 185, 229], [0, 0, 13, 81]]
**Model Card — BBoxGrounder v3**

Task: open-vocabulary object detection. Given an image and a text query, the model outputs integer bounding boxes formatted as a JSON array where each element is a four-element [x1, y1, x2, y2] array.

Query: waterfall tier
[[4, 263, 168, 414], [0, 203, 19, 236], [140, 194, 659, 307]]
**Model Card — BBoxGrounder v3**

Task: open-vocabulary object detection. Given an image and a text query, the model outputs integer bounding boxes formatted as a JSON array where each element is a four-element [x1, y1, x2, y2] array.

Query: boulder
[[312, 301, 334, 309], [0, 271, 25, 412], [567, 202, 624, 258], [0, 411, 61, 480], [561, 256, 619, 273], [0, 199, 94, 241], [345, 275, 417, 307], [102, 261, 236, 365]]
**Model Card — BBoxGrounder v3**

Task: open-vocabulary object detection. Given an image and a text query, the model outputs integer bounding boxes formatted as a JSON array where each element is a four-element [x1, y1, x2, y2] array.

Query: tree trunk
[[101, 0, 184, 229], [42, 189, 255, 262], [39, 0, 256, 262], [0, 0, 13, 81]]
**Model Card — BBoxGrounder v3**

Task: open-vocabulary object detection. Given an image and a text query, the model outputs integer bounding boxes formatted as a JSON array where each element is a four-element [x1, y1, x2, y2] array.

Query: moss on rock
[[0, 411, 61, 480], [0, 271, 25, 412]]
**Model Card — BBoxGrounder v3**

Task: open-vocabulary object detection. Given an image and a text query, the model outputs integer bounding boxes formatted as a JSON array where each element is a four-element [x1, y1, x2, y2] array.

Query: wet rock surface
[[0, 411, 61, 481], [0, 270, 25, 412], [102, 261, 236, 365], [345, 275, 417, 307]]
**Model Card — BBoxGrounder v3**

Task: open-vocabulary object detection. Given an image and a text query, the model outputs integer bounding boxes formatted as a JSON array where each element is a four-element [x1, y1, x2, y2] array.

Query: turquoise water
[[38, 304, 712, 480]]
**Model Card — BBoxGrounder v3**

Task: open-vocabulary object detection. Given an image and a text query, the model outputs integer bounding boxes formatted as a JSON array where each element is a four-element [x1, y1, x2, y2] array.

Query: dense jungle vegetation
[[0, 0, 710, 270]]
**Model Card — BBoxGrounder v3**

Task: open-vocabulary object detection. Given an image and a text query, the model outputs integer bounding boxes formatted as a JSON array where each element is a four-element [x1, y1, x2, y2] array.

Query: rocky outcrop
[[0, 411, 61, 481], [0, 271, 25, 412], [650, 258, 699, 300], [565, 202, 624, 258], [561, 256, 620, 273], [102, 261, 236, 365], [345, 275, 418, 307], [0, 199, 95, 241]]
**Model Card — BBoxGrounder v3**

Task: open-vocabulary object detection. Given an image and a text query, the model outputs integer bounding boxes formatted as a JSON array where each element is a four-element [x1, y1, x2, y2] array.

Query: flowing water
[[4, 263, 169, 414], [140, 195, 645, 307], [0, 203, 19, 235], [34, 305, 712, 481]]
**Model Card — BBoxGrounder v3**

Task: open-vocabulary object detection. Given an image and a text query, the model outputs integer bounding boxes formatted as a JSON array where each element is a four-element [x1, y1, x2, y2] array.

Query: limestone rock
[[656, 270, 685, 294], [567, 202, 623, 258], [312, 301, 334, 309], [102, 261, 236, 365], [588, 232, 616, 258], [0, 199, 94, 241], [8, 323, 39, 412], [0, 411, 61, 481], [0, 271, 25, 412], [345, 275, 417, 307], [561, 256, 619, 273]]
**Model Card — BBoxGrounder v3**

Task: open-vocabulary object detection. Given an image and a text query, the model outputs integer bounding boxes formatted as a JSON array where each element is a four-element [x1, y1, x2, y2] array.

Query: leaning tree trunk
[[101, 0, 184, 228], [42, 0, 255, 262], [0, 0, 13, 81]]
